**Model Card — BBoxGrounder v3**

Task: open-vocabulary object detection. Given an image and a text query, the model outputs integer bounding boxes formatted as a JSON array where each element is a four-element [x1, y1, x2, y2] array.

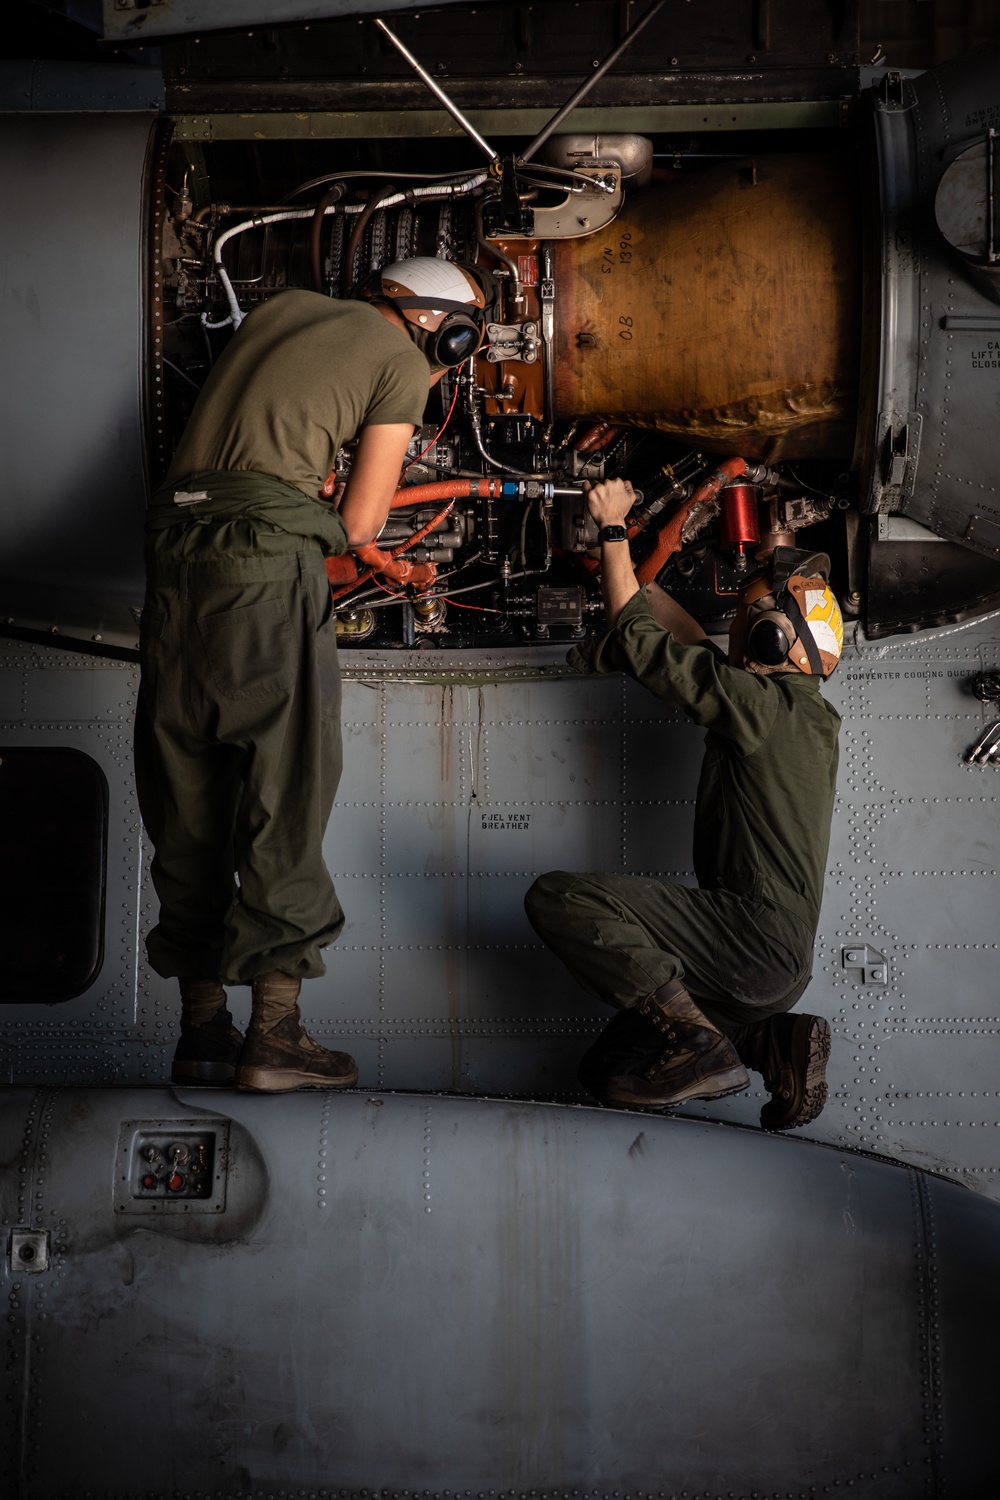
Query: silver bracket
[[486, 321, 539, 363], [965, 719, 1000, 765], [540, 243, 555, 426], [8, 1229, 50, 1274], [880, 412, 922, 492], [483, 167, 622, 241], [842, 945, 889, 986], [875, 70, 906, 111]]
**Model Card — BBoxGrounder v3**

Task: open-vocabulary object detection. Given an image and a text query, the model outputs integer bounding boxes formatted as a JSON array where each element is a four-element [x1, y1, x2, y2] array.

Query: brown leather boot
[[730, 1011, 831, 1130], [577, 1007, 667, 1101], [172, 978, 244, 1086], [603, 980, 750, 1109], [236, 971, 359, 1093]]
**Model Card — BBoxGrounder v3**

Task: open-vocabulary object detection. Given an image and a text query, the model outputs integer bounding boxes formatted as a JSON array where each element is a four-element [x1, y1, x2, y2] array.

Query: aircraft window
[[0, 748, 108, 1003]]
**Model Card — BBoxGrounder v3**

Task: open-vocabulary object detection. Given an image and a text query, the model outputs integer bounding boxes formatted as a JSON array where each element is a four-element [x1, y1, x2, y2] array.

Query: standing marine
[[136, 257, 486, 1092], [525, 476, 844, 1129]]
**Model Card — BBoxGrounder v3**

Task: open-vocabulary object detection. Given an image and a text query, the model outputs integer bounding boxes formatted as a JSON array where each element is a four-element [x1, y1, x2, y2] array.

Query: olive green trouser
[[524, 871, 816, 1033], [134, 547, 344, 984]]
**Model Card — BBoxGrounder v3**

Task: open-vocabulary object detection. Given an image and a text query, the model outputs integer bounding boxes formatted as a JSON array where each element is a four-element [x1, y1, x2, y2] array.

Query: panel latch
[[8, 1229, 50, 1274], [842, 945, 889, 986]]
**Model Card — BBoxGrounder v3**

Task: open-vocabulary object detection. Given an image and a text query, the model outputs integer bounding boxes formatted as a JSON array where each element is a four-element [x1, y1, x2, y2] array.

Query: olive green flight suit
[[525, 589, 841, 1033], [135, 475, 349, 983], [135, 290, 430, 986]]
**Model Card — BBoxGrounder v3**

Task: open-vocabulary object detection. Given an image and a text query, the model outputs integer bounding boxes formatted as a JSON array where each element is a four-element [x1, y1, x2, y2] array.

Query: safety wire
[[359, 568, 550, 612]]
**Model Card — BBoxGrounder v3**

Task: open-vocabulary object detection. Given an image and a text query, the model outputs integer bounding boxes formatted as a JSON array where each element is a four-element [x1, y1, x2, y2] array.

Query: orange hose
[[389, 478, 505, 508], [326, 554, 361, 587], [352, 544, 437, 587], [635, 457, 748, 586], [575, 421, 622, 455]]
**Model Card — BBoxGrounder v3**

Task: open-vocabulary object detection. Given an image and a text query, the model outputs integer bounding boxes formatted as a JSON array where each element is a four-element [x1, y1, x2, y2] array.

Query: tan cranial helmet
[[375, 257, 488, 367], [730, 547, 844, 677]]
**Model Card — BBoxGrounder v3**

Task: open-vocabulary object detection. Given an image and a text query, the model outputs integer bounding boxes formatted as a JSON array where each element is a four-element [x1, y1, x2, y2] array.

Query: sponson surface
[[0, 1088, 994, 1498]]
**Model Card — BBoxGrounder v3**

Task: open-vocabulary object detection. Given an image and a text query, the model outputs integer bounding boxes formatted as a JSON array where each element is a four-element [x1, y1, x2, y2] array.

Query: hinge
[[878, 412, 922, 496], [877, 71, 905, 110]]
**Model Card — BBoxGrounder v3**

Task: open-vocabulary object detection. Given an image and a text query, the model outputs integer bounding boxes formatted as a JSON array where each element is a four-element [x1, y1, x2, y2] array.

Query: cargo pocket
[[712, 898, 810, 1008], [198, 596, 296, 700], [138, 606, 166, 696]]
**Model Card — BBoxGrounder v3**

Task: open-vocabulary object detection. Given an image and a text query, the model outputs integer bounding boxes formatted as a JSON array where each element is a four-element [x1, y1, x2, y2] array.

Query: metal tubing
[[373, 19, 499, 164], [517, 0, 667, 165], [988, 127, 996, 264]]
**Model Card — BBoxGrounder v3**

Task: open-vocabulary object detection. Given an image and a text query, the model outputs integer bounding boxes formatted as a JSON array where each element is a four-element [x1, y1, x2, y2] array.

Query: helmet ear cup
[[746, 612, 795, 667], [430, 313, 483, 367]]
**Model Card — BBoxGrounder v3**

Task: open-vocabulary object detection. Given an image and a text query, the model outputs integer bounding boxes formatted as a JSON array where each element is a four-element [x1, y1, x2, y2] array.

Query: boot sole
[[237, 1064, 359, 1093], [603, 1064, 751, 1109], [762, 1015, 831, 1130], [171, 1061, 237, 1085]]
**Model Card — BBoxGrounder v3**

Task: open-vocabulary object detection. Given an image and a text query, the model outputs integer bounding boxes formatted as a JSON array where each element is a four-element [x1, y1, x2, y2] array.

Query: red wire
[[400, 376, 462, 478], [438, 597, 503, 613]]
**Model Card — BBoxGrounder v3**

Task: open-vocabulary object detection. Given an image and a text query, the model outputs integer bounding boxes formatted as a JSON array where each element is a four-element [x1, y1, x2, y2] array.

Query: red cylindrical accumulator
[[718, 483, 761, 555]]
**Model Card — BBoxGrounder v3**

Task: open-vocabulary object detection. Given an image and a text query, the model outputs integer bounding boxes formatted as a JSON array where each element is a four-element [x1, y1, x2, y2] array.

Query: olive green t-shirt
[[166, 291, 431, 498], [569, 588, 841, 924]]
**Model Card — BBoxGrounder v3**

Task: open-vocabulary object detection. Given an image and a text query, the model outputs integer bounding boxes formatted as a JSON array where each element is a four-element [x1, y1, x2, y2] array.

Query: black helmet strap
[[781, 585, 825, 676]]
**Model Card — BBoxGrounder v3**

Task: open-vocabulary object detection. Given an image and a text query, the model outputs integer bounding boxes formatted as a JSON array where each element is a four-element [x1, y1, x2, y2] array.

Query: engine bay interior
[[157, 121, 864, 650], [146, 5, 1000, 651]]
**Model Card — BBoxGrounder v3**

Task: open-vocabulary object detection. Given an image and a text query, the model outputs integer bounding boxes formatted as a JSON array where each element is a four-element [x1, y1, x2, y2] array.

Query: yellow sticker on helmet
[[803, 586, 844, 658]]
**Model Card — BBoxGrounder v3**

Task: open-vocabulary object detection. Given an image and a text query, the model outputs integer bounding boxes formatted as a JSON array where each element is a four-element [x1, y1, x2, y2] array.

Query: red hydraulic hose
[[635, 457, 748, 586], [575, 421, 622, 455]]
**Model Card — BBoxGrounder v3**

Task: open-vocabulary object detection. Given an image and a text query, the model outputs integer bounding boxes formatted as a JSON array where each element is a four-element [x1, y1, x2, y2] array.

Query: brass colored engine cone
[[553, 153, 861, 461]]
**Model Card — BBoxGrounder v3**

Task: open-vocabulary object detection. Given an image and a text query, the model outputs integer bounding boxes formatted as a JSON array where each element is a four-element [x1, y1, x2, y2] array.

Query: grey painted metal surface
[[0, 61, 164, 111], [3, 617, 1000, 1207], [170, 99, 845, 142], [0, 113, 153, 648], [1, 1086, 996, 1496], [865, 44, 1000, 556], [101, 0, 497, 44]]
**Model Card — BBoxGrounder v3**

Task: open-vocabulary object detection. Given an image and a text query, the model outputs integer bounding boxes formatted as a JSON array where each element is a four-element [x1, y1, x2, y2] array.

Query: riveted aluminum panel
[[1, 1087, 996, 1495], [4, 621, 1000, 1206]]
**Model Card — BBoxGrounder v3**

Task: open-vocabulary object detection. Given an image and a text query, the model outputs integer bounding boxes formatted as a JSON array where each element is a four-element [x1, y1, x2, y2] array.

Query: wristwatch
[[598, 524, 628, 543]]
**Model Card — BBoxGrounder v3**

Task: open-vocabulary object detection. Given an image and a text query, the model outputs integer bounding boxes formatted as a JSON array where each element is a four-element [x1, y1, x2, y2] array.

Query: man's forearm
[[599, 536, 640, 629]]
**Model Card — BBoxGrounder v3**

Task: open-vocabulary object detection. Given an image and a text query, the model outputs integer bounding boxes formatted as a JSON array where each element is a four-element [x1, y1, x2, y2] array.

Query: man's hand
[[585, 477, 635, 531], [584, 477, 708, 644], [584, 478, 640, 628]]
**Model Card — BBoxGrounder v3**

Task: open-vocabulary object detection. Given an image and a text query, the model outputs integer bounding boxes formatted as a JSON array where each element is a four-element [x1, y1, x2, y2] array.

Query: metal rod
[[988, 127, 996, 264], [373, 19, 499, 164], [517, 0, 667, 165]]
